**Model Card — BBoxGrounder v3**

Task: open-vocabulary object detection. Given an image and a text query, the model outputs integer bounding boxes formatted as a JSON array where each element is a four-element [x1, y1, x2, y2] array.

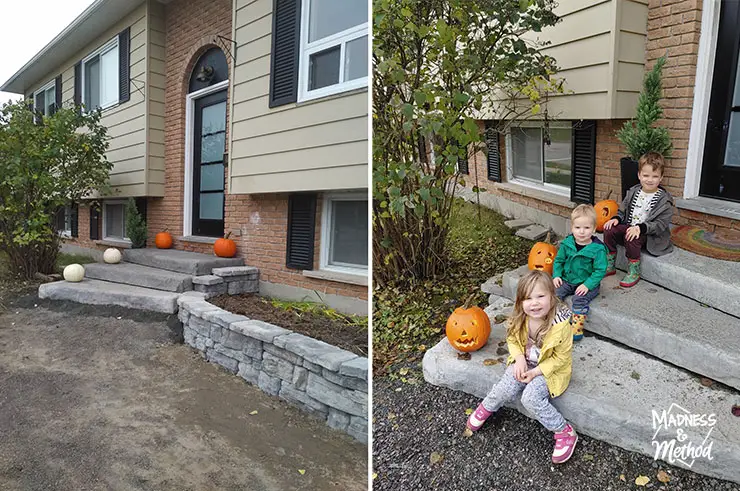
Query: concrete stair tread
[[423, 322, 740, 484], [38, 279, 179, 313], [123, 248, 244, 275], [515, 224, 549, 241], [503, 265, 740, 390], [84, 262, 193, 292], [611, 241, 740, 318]]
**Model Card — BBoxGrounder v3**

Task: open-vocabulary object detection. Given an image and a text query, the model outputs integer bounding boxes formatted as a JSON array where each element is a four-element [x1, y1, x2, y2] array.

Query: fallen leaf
[[399, 367, 409, 376], [462, 427, 473, 437], [429, 452, 444, 464], [700, 377, 714, 387], [457, 352, 471, 360], [619, 474, 626, 482], [635, 475, 650, 486], [298, 469, 306, 475], [387, 412, 396, 420], [483, 358, 500, 366], [582, 453, 594, 461], [372, 473, 378, 480], [657, 470, 670, 483], [394, 387, 402, 392], [494, 314, 507, 324], [418, 344, 426, 351], [465, 408, 473, 415], [249, 410, 258, 415], [631, 371, 641, 381], [498, 341, 506, 347], [732, 405, 740, 417]]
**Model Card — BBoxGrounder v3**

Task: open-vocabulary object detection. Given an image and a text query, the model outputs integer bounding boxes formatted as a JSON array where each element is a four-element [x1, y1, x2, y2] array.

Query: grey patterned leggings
[[482, 365, 566, 432]]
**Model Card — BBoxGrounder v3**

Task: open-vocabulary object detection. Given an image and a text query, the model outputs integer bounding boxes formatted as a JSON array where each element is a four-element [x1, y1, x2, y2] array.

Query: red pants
[[603, 223, 646, 260]]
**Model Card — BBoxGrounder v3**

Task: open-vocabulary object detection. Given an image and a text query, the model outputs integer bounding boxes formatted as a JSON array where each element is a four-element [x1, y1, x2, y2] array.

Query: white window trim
[[81, 36, 120, 112], [505, 121, 573, 199], [33, 80, 56, 116], [319, 192, 368, 276], [297, 0, 368, 103], [102, 200, 130, 242], [685, 0, 722, 199], [183, 79, 230, 238]]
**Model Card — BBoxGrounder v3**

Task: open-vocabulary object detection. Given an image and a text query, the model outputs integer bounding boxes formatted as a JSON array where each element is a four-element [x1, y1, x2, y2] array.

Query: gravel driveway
[[373, 363, 740, 491], [0, 293, 367, 491]]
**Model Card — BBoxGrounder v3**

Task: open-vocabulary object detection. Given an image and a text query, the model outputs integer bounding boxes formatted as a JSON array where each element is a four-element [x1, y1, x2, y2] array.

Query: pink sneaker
[[466, 403, 493, 432], [552, 423, 578, 464]]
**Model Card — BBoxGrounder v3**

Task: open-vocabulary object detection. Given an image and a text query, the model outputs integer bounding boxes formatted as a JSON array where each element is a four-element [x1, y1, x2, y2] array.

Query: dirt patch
[[209, 294, 368, 357], [0, 292, 367, 491]]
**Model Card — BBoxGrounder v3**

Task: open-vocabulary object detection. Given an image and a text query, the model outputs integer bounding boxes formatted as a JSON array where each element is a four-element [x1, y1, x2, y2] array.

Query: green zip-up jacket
[[552, 235, 608, 291]]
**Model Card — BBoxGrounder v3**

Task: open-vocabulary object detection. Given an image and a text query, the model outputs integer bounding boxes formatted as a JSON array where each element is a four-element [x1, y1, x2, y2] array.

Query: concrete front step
[[502, 265, 740, 390], [38, 279, 179, 313], [422, 321, 740, 484], [614, 246, 740, 318], [85, 262, 193, 292], [123, 248, 243, 275]]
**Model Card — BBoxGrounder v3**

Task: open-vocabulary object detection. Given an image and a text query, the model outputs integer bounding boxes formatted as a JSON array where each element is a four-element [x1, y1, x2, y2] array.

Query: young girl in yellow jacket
[[465, 270, 578, 463]]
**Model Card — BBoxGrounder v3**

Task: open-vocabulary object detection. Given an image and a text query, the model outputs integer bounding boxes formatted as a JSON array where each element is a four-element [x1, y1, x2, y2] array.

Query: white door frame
[[685, 0, 721, 199], [183, 79, 230, 237]]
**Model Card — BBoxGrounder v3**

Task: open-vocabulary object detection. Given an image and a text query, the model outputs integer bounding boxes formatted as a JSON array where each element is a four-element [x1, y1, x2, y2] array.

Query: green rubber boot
[[605, 253, 617, 276], [619, 259, 641, 288]]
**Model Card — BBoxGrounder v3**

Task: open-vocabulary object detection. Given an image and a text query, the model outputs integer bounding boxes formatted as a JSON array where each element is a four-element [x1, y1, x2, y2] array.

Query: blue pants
[[555, 281, 599, 314]]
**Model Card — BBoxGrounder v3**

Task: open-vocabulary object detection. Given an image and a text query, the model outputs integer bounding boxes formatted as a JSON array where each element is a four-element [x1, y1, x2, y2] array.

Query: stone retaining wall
[[177, 292, 368, 443]]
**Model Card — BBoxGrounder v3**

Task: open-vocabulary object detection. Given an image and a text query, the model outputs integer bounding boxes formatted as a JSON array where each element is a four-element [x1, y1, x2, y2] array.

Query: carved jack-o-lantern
[[528, 232, 558, 276], [594, 190, 619, 232], [446, 296, 491, 353]]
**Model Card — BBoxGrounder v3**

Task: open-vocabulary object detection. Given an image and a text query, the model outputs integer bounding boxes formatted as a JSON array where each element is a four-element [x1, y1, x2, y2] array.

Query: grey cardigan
[[614, 184, 674, 256]]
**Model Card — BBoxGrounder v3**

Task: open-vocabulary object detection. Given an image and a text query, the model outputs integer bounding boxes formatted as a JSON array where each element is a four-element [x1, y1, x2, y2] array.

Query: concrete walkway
[[0, 295, 367, 490]]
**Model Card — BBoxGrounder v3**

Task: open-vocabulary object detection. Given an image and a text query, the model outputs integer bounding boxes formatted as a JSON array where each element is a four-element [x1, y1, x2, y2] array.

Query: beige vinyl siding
[[23, 3, 155, 198], [146, 0, 166, 197], [229, 0, 369, 194], [502, 0, 648, 120]]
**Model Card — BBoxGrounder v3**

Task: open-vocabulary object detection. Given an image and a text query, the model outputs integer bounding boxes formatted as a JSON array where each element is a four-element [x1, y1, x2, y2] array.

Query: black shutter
[[90, 205, 101, 240], [53, 75, 62, 114], [119, 27, 130, 104], [74, 62, 82, 112], [286, 193, 316, 270], [485, 121, 502, 182], [54, 207, 65, 232], [70, 204, 79, 238], [269, 0, 301, 108], [34, 92, 44, 125], [458, 144, 469, 175], [570, 120, 596, 204]]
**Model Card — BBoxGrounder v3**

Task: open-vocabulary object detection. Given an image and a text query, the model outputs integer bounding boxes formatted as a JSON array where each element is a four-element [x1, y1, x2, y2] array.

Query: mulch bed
[[209, 294, 368, 358]]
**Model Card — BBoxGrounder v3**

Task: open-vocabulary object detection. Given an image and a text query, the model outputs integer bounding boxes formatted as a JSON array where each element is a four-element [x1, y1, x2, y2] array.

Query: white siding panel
[[617, 62, 645, 92], [235, 0, 272, 31], [542, 33, 611, 70], [618, 31, 647, 64], [109, 170, 147, 186], [231, 165, 368, 194], [615, 91, 640, 119], [554, 0, 610, 17], [235, 34, 272, 67], [558, 64, 611, 94], [530, 2, 612, 48], [231, 141, 367, 177], [621, 1, 649, 34]]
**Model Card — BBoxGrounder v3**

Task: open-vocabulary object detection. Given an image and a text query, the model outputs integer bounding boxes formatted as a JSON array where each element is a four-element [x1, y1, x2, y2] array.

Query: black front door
[[193, 90, 227, 237], [701, 0, 740, 202]]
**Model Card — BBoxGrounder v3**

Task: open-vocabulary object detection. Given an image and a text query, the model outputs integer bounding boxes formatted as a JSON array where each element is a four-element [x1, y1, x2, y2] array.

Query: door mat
[[671, 225, 740, 261]]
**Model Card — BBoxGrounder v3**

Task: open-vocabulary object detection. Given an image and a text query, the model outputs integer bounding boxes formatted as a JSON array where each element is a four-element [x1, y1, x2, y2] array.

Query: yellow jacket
[[506, 306, 573, 398]]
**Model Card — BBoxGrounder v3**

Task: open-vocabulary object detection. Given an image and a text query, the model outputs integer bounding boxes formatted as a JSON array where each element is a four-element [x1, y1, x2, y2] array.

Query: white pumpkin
[[103, 248, 122, 264], [63, 263, 85, 282]]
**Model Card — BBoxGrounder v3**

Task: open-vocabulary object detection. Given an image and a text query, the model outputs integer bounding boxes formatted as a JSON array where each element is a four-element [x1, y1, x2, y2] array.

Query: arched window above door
[[189, 48, 228, 93]]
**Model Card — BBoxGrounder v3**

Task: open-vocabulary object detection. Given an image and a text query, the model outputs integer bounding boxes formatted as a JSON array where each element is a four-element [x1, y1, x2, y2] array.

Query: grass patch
[[57, 253, 97, 271], [268, 298, 368, 329], [372, 199, 533, 373]]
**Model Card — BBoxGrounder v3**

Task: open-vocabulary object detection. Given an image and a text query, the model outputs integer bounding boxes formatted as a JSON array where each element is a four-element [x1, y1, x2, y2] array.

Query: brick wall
[[646, 0, 740, 232], [594, 119, 629, 202]]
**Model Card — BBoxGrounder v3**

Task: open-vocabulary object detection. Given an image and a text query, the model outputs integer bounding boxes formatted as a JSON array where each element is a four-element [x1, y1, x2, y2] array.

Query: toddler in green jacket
[[552, 204, 608, 341]]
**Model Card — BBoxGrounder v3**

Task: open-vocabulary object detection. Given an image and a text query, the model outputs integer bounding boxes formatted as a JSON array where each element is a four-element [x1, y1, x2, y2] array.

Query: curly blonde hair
[[506, 270, 560, 347]]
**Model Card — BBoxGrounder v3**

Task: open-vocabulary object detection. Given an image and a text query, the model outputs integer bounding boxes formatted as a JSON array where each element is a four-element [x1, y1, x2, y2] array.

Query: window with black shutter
[[119, 27, 130, 104], [485, 121, 502, 182], [269, 0, 301, 108], [570, 120, 597, 204], [74, 62, 82, 112], [70, 204, 79, 238], [90, 205, 102, 240], [286, 193, 316, 270]]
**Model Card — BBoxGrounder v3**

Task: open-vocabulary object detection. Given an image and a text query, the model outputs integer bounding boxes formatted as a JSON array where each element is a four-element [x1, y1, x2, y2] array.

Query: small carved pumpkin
[[214, 232, 237, 258], [528, 232, 558, 276], [594, 190, 619, 232], [446, 295, 491, 353], [63, 263, 85, 282], [155, 230, 173, 249]]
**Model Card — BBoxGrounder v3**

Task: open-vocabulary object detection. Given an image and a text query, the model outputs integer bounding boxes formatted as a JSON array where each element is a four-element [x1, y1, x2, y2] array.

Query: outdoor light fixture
[[195, 65, 215, 83]]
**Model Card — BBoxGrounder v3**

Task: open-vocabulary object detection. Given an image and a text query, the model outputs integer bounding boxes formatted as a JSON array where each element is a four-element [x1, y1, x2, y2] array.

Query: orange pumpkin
[[214, 232, 237, 258], [446, 295, 491, 353], [594, 190, 619, 232], [155, 230, 173, 249], [528, 232, 558, 276]]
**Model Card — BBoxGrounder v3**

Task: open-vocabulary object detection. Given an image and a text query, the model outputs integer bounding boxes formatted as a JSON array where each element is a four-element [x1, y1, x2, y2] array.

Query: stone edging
[[177, 291, 368, 443]]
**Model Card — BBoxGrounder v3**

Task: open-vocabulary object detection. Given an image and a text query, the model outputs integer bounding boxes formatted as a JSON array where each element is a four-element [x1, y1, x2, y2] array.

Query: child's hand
[[625, 225, 641, 241], [603, 218, 618, 230], [575, 284, 589, 296], [514, 357, 527, 382], [520, 370, 536, 383], [553, 277, 563, 288]]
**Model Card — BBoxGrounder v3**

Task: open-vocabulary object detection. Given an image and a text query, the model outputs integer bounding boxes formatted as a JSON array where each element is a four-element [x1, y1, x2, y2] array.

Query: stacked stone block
[[177, 291, 369, 443], [192, 266, 259, 297]]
